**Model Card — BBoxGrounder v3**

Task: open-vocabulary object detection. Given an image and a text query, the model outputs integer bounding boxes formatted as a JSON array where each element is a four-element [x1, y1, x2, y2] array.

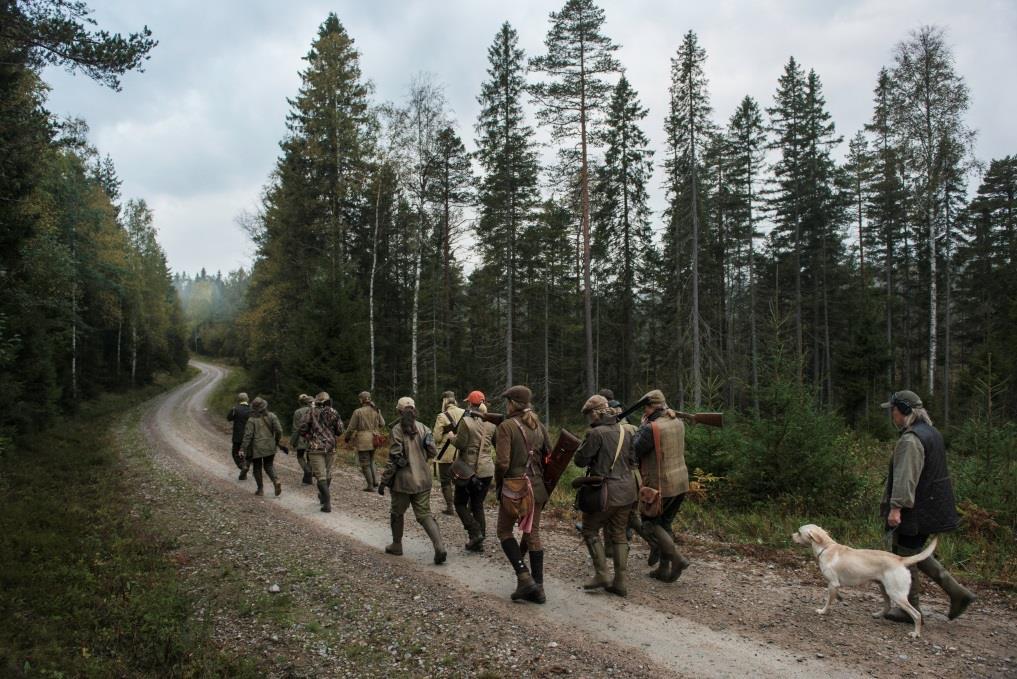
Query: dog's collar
[[816, 545, 830, 558]]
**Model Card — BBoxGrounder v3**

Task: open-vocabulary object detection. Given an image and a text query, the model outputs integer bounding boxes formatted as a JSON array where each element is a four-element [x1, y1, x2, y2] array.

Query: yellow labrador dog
[[792, 524, 937, 638]]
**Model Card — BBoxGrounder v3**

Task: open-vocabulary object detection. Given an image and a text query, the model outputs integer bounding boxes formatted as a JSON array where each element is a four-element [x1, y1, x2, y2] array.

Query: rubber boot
[[528, 550, 547, 604], [368, 460, 378, 489], [253, 465, 264, 495], [360, 464, 374, 491], [317, 479, 331, 513], [606, 543, 629, 597], [583, 537, 610, 590], [884, 545, 921, 622], [385, 514, 404, 555], [456, 504, 484, 552], [441, 483, 455, 515], [501, 538, 538, 602], [604, 532, 615, 559], [301, 471, 313, 485], [664, 550, 690, 583], [473, 503, 487, 539], [650, 525, 678, 580], [917, 555, 975, 620], [421, 515, 447, 565]]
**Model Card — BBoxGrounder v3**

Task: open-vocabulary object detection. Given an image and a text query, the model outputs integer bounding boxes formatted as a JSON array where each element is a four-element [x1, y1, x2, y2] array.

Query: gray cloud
[[43, 0, 1017, 275]]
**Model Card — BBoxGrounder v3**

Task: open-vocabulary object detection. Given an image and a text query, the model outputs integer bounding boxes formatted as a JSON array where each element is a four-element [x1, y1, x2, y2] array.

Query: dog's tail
[[900, 536, 938, 566]]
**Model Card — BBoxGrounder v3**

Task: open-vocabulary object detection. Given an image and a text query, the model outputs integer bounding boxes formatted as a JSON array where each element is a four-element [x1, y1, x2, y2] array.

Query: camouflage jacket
[[299, 405, 344, 454]]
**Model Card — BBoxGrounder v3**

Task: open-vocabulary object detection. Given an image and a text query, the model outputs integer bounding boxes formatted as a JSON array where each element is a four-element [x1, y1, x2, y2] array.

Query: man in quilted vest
[[880, 390, 975, 623], [631, 389, 690, 583]]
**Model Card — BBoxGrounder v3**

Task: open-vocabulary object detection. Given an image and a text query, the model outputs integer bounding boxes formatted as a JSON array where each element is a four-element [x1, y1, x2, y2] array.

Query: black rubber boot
[[317, 479, 331, 513], [421, 515, 447, 564], [301, 471, 313, 485], [918, 555, 975, 620], [501, 538, 538, 602], [385, 514, 404, 555], [456, 504, 483, 551], [528, 550, 546, 604]]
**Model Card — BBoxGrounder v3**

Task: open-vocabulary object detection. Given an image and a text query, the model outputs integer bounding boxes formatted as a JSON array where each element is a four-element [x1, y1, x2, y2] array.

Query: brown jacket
[[454, 414, 496, 479], [382, 420, 436, 494], [346, 404, 385, 451], [574, 416, 638, 508], [633, 410, 689, 498], [495, 412, 551, 505]]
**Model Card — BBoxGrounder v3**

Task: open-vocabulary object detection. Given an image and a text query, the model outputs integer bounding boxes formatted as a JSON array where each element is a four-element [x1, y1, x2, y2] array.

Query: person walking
[[291, 394, 314, 485], [574, 394, 638, 596], [450, 391, 496, 552], [433, 391, 464, 516], [880, 390, 975, 622], [632, 389, 690, 583], [379, 397, 447, 565], [226, 392, 251, 480], [495, 385, 551, 604], [345, 391, 386, 491], [299, 392, 344, 513], [241, 397, 285, 497]]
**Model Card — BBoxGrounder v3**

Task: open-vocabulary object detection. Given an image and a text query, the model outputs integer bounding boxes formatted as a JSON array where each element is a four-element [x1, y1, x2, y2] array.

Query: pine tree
[[475, 22, 540, 388], [530, 0, 621, 395]]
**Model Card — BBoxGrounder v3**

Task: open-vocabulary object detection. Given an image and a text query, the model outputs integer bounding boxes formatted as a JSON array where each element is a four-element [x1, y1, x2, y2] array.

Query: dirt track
[[134, 361, 1016, 678]]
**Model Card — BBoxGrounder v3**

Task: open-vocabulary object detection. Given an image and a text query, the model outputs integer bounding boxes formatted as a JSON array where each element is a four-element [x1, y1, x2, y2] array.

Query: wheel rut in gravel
[[140, 361, 1015, 678]]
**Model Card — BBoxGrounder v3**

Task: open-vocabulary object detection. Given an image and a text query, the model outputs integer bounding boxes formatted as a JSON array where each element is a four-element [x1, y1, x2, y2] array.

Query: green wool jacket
[[243, 412, 282, 460], [382, 420, 437, 494]]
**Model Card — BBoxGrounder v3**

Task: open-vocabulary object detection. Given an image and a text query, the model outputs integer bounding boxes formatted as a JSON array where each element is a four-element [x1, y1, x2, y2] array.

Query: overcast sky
[[43, 0, 1017, 276]]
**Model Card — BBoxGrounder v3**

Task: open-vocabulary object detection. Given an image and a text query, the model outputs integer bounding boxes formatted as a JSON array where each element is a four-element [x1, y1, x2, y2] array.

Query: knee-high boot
[[606, 543, 629, 597], [316, 479, 331, 513], [455, 504, 483, 551], [420, 515, 448, 565], [359, 462, 374, 491], [385, 514, 404, 555], [501, 538, 537, 601], [917, 555, 975, 620], [528, 550, 546, 604], [583, 536, 609, 590], [441, 483, 455, 515]]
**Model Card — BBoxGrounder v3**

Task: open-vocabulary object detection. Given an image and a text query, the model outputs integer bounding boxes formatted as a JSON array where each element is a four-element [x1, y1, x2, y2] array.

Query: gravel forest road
[[135, 361, 1016, 678]]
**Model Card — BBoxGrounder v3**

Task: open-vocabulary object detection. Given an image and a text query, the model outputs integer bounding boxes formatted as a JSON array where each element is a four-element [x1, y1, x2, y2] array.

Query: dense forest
[[0, 1, 187, 442], [175, 4, 1015, 540], [190, 6, 1014, 428]]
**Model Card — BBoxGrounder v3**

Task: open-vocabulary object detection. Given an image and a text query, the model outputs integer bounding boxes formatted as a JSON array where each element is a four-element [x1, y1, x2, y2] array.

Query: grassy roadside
[[0, 368, 257, 677]]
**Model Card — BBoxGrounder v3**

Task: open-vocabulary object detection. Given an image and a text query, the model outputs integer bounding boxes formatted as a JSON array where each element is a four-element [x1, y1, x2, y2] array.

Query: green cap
[[880, 390, 923, 410]]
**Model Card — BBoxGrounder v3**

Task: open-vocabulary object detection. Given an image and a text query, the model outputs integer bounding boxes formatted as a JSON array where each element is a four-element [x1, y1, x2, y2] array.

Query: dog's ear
[[805, 525, 831, 546], [800, 524, 822, 544]]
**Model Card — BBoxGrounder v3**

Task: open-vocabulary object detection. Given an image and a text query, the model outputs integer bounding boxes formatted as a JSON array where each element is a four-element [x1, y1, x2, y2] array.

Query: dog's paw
[[872, 610, 886, 618], [816, 608, 828, 615], [909, 631, 921, 639]]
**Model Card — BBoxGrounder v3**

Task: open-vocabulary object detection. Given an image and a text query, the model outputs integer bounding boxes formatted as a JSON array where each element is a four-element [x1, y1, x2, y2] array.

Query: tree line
[[213, 4, 1013, 433], [0, 1, 187, 441]]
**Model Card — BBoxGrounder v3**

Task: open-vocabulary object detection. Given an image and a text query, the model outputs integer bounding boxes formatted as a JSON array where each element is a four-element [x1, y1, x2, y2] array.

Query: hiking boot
[[606, 543, 629, 597], [254, 486, 264, 496], [511, 572, 539, 602], [239, 469, 248, 481], [385, 514, 404, 556], [583, 538, 609, 590]]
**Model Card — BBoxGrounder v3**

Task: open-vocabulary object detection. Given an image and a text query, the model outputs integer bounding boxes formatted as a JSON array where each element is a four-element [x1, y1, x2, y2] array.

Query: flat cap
[[501, 385, 532, 404], [314, 391, 331, 403]]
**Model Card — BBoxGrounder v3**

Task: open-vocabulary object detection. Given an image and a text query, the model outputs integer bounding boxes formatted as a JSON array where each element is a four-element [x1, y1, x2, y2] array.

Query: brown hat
[[582, 394, 610, 415], [298, 393, 313, 405], [501, 385, 532, 404], [641, 389, 666, 406], [396, 396, 416, 411], [315, 391, 331, 404], [358, 391, 371, 403], [597, 388, 615, 401]]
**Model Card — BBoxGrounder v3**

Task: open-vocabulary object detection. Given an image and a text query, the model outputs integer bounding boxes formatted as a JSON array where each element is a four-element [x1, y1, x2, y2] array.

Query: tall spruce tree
[[664, 30, 714, 407], [475, 22, 539, 388], [591, 74, 654, 400], [529, 0, 621, 395]]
